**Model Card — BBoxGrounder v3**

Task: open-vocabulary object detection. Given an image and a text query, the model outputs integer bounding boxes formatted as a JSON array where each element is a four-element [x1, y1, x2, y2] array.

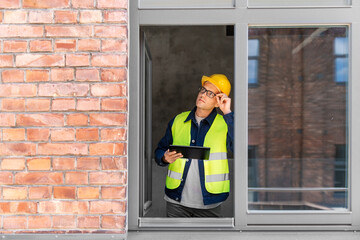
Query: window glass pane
[[335, 58, 348, 83], [249, 39, 259, 57], [248, 0, 351, 8], [335, 37, 348, 55], [248, 26, 349, 211], [248, 59, 258, 85]]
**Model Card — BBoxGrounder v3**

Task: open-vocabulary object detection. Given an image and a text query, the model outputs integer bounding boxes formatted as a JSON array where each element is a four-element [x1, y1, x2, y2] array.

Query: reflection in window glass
[[248, 39, 259, 85], [248, 27, 349, 211], [334, 37, 349, 83]]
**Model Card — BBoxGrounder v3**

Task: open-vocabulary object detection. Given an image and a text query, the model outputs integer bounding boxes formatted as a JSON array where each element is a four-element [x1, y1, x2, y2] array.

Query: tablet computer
[[169, 145, 210, 160]]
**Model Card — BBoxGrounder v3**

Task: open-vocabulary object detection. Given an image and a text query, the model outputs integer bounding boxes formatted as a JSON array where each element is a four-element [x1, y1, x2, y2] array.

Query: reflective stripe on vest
[[165, 111, 229, 194]]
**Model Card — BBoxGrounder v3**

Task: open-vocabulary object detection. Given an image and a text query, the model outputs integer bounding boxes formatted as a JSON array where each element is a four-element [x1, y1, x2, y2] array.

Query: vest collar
[[185, 107, 217, 126]]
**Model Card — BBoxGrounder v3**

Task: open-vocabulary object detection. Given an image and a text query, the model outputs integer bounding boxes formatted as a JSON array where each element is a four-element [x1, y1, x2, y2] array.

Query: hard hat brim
[[201, 75, 222, 93]]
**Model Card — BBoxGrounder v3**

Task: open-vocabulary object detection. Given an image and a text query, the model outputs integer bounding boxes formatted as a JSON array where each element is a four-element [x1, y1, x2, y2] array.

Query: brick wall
[[0, 0, 128, 234]]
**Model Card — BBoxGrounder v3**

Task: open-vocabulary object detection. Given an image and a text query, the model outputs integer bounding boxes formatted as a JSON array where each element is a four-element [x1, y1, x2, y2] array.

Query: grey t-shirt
[[165, 114, 221, 209]]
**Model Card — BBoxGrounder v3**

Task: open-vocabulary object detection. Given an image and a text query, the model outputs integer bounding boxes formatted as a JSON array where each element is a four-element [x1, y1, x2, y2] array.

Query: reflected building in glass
[[248, 27, 348, 211]]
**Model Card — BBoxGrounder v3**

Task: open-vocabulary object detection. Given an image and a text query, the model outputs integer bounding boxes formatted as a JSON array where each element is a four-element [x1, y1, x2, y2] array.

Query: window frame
[[128, 0, 360, 231]]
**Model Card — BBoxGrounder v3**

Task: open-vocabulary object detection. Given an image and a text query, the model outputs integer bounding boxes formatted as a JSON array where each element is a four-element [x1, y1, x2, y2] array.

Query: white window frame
[[128, 0, 360, 231]]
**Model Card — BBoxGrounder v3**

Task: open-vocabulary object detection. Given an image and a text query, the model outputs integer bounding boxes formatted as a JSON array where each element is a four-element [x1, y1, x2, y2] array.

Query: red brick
[[3, 187, 27, 200], [80, 10, 102, 23], [66, 113, 88, 126], [15, 172, 63, 185], [1, 69, 24, 82], [101, 69, 127, 82], [89, 113, 126, 127], [28, 216, 51, 229], [0, 0, 20, 8], [55, 39, 76, 52], [38, 143, 88, 155], [39, 83, 89, 97], [91, 84, 126, 97], [101, 128, 126, 141], [78, 39, 100, 52], [0, 55, 13, 67], [3, 41, 27, 53], [23, 0, 70, 8], [27, 157, 51, 170], [77, 157, 99, 170], [76, 128, 99, 141], [51, 128, 75, 141], [101, 98, 127, 112], [3, 216, 27, 229], [38, 201, 88, 214], [94, 26, 127, 38], [76, 69, 100, 82], [55, 10, 77, 24], [30, 40, 52, 52], [78, 216, 99, 229], [54, 186, 76, 199], [0, 158, 25, 170], [2, 187, 23, 200], [3, 128, 25, 141], [0, 84, 37, 97], [92, 54, 126, 67], [3, 10, 27, 23], [78, 187, 99, 199], [102, 39, 127, 52], [102, 216, 125, 229], [29, 186, 51, 199], [72, 0, 94, 8], [0, 143, 36, 156], [0, 25, 43, 38], [1, 99, 25, 111], [53, 215, 76, 228], [104, 11, 127, 23], [0, 114, 15, 126], [52, 157, 75, 170], [27, 128, 50, 141], [77, 98, 100, 111], [52, 98, 76, 111], [97, 0, 127, 9], [28, 11, 53, 24], [89, 172, 126, 185], [46, 26, 92, 38], [89, 201, 126, 214], [26, 69, 49, 82], [101, 157, 127, 170], [16, 54, 64, 67], [17, 114, 64, 126], [51, 68, 74, 81], [101, 186, 126, 199], [0, 172, 13, 184], [65, 172, 88, 184], [9, 202, 37, 214], [66, 54, 89, 66], [26, 99, 51, 112]]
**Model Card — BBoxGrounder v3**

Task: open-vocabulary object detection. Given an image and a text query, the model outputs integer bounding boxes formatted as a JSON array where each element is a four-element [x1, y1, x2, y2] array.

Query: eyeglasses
[[198, 87, 217, 98]]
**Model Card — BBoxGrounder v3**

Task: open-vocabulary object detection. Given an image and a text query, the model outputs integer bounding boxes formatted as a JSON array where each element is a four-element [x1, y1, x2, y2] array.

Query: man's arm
[[223, 112, 234, 153], [154, 117, 175, 166]]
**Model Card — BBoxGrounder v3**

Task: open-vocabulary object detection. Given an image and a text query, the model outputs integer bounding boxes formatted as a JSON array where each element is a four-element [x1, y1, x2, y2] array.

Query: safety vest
[[166, 111, 230, 194]]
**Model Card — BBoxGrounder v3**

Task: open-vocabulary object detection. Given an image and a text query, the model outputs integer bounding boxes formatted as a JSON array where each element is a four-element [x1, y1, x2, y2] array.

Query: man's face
[[196, 81, 220, 111]]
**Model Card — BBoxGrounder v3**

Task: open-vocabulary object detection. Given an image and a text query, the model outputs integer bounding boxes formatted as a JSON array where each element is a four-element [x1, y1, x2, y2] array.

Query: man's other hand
[[162, 149, 183, 164]]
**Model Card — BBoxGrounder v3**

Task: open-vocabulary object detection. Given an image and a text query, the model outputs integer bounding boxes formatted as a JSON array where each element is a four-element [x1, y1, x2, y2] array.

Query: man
[[155, 74, 234, 218]]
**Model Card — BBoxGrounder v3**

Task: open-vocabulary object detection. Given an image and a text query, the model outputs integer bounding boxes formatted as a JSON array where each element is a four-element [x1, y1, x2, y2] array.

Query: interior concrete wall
[[141, 26, 234, 217]]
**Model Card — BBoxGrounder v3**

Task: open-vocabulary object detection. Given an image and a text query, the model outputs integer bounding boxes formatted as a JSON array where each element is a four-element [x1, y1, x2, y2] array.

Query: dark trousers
[[166, 201, 222, 218]]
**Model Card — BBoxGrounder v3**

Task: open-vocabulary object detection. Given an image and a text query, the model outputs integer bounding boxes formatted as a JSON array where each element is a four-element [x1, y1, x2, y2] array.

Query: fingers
[[163, 150, 183, 164]]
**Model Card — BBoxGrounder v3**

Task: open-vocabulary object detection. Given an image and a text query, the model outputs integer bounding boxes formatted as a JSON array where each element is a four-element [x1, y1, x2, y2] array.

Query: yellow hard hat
[[201, 74, 231, 96]]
